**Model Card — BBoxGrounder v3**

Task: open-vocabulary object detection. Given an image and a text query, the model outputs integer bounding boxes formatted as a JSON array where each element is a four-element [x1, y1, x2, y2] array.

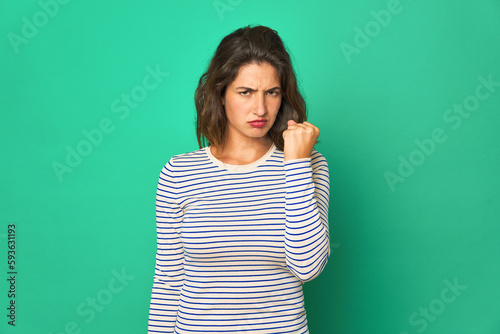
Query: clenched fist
[[282, 120, 320, 161]]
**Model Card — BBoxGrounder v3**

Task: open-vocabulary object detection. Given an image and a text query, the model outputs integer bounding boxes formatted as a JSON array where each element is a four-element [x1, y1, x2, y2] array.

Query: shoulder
[[159, 147, 213, 176], [311, 150, 329, 170], [310, 150, 330, 190], [280, 149, 328, 171], [168, 147, 208, 166]]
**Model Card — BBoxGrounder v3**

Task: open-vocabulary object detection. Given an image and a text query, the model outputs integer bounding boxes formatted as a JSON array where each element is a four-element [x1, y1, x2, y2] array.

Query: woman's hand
[[282, 120, 320, 161]]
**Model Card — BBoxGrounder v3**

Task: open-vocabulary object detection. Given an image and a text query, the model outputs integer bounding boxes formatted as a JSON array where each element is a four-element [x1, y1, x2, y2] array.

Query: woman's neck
[[211, 136, 273, 165]]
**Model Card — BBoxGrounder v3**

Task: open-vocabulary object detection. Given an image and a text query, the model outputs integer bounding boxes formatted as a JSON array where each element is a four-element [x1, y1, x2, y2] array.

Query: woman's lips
[[249, 120, 267, 128]]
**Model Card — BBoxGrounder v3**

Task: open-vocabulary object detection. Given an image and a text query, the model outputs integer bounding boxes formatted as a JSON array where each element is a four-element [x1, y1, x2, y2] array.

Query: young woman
[[148, 25, 330, 334]]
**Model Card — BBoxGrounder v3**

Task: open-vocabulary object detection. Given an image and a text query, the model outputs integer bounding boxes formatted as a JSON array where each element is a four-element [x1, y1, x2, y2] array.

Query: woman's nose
[[254, 93, 267, 116]]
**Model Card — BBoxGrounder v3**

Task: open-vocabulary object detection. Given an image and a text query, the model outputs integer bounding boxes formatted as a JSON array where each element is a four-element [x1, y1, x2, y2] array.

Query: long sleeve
[[284, 150, 330, 282], [148, 160, 185, 333]]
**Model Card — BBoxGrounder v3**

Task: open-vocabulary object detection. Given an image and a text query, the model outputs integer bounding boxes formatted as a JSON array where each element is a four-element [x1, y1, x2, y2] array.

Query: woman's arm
[[148, 160, 184, 333], [284, 151, 330, 282]]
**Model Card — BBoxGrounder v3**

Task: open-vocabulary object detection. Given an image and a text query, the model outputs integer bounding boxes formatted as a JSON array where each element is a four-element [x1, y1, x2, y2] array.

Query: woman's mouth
[[248, 120, 267, 128]]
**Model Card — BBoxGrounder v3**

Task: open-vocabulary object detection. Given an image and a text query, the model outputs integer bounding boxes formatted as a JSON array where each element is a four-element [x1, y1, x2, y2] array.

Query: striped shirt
[[148, 144, 330, 334]]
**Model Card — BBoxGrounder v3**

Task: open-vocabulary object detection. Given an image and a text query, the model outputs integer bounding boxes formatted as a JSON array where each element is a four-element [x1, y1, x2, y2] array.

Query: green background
[[1, 0, 499, 333]]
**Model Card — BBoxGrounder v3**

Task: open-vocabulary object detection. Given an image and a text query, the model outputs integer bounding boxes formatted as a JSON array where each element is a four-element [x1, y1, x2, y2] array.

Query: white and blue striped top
[[148, 144, 330, 334]]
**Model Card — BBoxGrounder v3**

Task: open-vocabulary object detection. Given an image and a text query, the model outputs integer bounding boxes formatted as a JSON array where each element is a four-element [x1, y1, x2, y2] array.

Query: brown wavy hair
[[195, 25, 307, 151]]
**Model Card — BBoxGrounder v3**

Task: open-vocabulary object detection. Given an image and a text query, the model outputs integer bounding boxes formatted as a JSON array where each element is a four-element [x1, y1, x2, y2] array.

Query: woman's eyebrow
[[235, 86, 281, 91]]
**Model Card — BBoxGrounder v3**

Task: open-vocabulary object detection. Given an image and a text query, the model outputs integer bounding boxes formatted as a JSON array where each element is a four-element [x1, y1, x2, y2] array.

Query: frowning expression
[[222, 62, 282, 144]]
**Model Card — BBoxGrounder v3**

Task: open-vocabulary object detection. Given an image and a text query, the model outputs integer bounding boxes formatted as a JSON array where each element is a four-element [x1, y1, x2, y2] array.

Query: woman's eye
[[239, 91, 249, 96], [268, 90, 279, 96]]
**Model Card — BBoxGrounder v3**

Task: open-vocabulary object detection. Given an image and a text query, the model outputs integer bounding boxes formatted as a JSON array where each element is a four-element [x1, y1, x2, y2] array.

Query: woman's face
[[222, 62, 282, 145]]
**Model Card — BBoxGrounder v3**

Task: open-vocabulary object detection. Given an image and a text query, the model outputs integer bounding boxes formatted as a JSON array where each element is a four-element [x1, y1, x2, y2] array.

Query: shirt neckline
[[205, 144, 276, 173]]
